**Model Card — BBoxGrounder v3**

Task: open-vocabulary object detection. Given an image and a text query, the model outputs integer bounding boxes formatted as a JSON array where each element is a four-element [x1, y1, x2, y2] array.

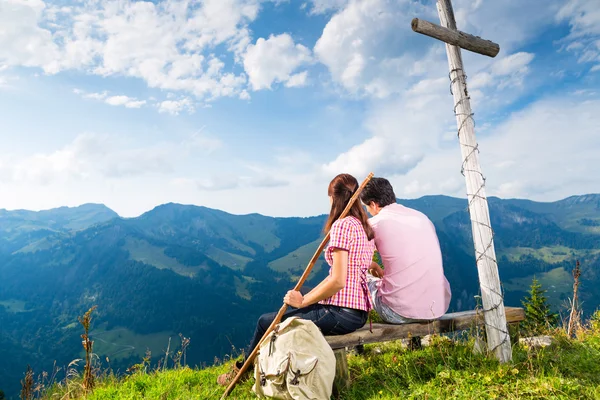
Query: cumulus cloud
[[0, 0, 268, 100], [0, 0, 61, 74], [314, 0, 567, 98], [314, 0, 434, 98], [321, 74, 454, 180], [243, 34, 312, 90], [376, 95, 600, 201], [285, 71, 309, 88], [322, 136, 424, 178], [158, 98, 195, 115], [469, 52, 535, 91]]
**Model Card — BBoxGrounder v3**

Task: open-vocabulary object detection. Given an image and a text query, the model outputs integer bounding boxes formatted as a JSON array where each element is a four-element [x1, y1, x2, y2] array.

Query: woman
[[218, 173, 375, 386]]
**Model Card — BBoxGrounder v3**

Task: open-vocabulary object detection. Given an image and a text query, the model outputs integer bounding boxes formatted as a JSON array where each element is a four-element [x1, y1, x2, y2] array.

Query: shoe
[[217, 360, 246, 386]]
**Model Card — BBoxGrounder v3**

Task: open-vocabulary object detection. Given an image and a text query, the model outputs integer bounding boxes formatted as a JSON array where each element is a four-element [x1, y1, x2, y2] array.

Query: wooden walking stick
[[221, 172, 374, 399]]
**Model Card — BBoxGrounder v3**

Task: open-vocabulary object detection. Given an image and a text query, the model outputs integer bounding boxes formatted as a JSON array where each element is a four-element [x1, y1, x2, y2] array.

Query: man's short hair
[[360, 177, 396, 208]]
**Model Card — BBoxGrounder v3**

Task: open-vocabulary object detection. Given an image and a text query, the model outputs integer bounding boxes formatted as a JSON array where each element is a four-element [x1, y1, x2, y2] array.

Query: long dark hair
[[324, 173, 375, 240]]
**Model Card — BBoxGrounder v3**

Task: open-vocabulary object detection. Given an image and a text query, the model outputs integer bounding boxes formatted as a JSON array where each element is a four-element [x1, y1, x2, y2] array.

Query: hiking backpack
[[252, 316, 337, 400]]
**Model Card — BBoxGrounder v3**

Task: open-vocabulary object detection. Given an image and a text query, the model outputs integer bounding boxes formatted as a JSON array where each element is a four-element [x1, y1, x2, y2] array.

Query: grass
[[204, 247, 252, 271], [268, 238, 324, 273], [89, 326, 178, 363], [40, 325, 600, 400], [500, 246, 600, 264], [233, 276, 252, 300], [124, 238, 206, 277], [504, 268, 574, 310], [0, 299, 32, 313]]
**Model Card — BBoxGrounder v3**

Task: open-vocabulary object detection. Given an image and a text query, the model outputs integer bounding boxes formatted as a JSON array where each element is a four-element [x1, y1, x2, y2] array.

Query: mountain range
[[1, 194, 599, 398]]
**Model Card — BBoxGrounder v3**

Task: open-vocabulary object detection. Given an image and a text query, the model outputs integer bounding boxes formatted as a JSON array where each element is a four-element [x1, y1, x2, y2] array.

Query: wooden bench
[[325, 307, 525, 396]]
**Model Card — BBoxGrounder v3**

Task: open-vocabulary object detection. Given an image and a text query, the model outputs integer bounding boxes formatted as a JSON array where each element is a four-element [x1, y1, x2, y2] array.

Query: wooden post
[[567, 260, 581, 337], [433, 0, 512, 362]]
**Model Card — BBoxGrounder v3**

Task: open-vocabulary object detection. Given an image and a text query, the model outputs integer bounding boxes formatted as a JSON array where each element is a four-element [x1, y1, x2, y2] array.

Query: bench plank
[[326, 307, 524, 349]]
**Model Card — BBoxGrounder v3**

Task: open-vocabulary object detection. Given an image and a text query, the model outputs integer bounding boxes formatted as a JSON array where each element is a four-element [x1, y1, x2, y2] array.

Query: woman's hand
[[369, 263, 384, 278], [284, 290, 304, 308]]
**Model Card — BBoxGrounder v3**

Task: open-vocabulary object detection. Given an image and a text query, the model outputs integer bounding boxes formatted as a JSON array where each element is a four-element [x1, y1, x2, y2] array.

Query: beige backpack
[[252, 317, 336, 399]]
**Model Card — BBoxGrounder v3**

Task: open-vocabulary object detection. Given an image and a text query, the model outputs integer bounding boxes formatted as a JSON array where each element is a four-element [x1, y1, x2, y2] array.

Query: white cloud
[[239, 90, 251, 100], [105, 95, 146, 108], [378, 95, 600, 201], [557, 0, 600, 69], [307, 0, 349, 15], [248, 175, 289, 188], [74, 89, 146, 109], [557, 0, 600, 39], [285, 71, 309, 88], [322, 136, 423, 178], [0, 0, 61, 74], [185, 131, 223, 154], [322, 80, 452, 179], [470, 52, 535, 90], [314, 0, 434, 98], [491, 53, 535, 76], [243, 34, 312, 90], [176, 173, 289, 192], [0, 132, 228, 185], [0, 0, 272, 100], [158, 98, 194, 115], [314, 0, 566, 99]]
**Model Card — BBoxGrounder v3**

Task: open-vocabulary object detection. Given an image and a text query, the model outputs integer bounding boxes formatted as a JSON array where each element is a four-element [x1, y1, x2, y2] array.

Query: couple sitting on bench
[[218, 174, 452, 386]]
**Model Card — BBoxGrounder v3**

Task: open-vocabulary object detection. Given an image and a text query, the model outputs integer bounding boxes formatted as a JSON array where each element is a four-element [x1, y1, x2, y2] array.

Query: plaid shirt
[[319, 216, 375, 312]]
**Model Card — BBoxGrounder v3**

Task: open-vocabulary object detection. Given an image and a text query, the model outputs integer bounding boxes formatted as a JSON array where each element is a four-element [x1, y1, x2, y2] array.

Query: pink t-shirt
[[370, 204, 451, 319], [320, 216, 375, 312]]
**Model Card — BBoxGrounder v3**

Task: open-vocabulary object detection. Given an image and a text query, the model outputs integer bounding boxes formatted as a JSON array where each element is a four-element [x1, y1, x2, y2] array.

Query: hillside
[[41, 323, 600, 399], [0, 194, 599, 398]]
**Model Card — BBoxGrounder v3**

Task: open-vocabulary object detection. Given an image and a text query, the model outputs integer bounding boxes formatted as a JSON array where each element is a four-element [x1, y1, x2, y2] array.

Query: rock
[[519, 335, 554, 348], [473, 336, 486, 354]]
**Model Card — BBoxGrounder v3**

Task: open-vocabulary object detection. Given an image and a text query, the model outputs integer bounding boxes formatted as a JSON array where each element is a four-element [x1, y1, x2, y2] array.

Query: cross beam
[[412, 0, 512, 363], [411, 18, 499, 58]]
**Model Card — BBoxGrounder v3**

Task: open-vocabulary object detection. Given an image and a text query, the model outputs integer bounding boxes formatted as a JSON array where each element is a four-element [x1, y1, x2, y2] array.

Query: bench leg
[[408, 336, 422, 350], [332, 348, 350, 399]]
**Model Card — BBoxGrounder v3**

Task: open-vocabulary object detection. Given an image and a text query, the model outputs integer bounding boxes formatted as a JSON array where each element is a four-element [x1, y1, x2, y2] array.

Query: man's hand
[[284, 290, 304, 308], [369, 262, 384, 278]]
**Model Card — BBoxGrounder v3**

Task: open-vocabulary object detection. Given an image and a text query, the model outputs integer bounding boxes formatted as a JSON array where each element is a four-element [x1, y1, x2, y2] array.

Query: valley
[[0, 194, 599, 397]]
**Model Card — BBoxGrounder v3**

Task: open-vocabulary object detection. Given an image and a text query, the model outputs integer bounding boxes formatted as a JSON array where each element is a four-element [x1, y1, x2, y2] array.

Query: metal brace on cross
[[412, 0, 512, 362]]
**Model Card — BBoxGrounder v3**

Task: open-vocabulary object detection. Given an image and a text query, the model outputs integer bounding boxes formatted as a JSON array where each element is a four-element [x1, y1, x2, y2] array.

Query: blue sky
[[0, 0, 599, 217]]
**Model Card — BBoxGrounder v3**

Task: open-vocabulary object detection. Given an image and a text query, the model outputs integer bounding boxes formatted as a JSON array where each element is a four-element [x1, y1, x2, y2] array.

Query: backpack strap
[[268, 325, 280, 356]]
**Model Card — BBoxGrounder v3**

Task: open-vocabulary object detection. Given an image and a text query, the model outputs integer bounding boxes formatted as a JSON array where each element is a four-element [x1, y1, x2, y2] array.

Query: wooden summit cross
[[412, 0, 511, 362]]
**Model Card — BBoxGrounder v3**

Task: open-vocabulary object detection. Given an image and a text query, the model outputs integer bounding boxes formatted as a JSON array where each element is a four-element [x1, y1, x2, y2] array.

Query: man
[[360, 177, 451, 323]]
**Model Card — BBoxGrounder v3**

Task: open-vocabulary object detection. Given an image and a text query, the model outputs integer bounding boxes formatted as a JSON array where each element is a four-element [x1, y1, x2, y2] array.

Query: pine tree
[[521, 277, 559, 335]]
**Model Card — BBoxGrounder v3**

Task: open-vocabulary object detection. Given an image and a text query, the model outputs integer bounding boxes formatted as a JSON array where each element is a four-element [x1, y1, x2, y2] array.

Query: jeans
[[246, 303, 368, 357]]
